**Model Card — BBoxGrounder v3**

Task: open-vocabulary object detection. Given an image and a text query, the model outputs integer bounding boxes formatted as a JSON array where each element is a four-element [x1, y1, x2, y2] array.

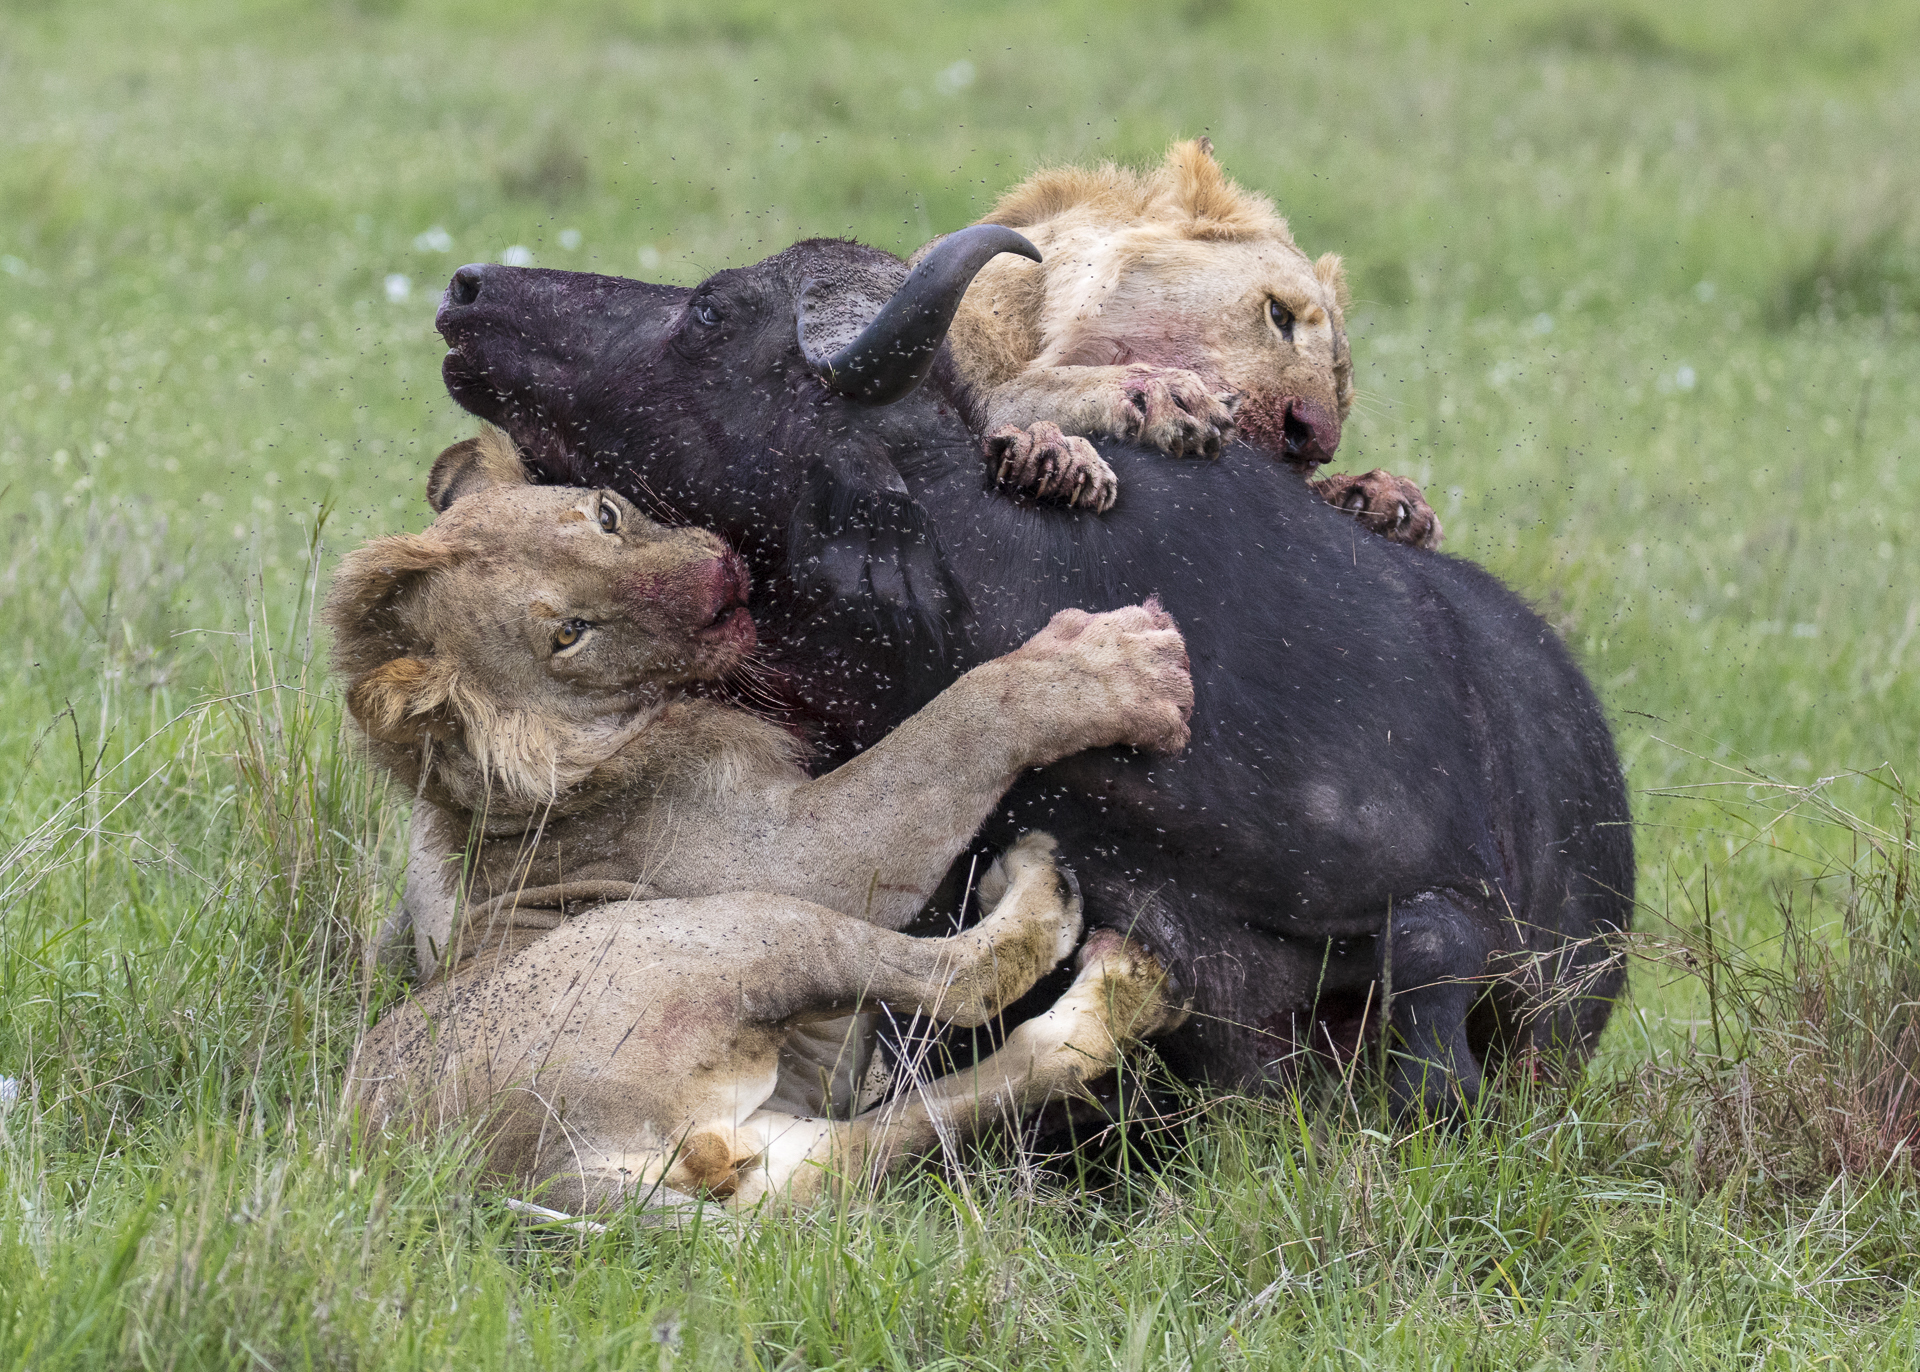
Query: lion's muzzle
[[621, 544, 756, 665]]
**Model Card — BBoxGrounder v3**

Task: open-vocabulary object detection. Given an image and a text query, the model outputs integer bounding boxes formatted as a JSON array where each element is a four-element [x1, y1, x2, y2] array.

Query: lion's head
[[978, 137, 1353, 465], [325, 428, 755, 812]]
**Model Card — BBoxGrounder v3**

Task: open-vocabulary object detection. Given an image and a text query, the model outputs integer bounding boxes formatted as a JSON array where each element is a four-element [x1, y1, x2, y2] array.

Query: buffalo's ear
[[798, 228, 1038, 405], [795, 261, 910, 372], [427, 426, 531, 512], [1315, 252, 1353, 422], [786, 447, 972, 691]]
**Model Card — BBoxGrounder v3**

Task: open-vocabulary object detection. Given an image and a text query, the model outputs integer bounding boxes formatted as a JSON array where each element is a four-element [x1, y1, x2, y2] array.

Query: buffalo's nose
[[447, 264, 488, 307]]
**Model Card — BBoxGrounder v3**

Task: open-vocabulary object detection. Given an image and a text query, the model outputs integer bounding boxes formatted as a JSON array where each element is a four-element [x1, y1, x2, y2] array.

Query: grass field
[[4, 0, 1920, 1365]]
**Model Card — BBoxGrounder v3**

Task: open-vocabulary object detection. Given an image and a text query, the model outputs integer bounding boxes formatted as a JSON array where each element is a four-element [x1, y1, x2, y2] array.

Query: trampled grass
[[3, 0, 1918, 1364]]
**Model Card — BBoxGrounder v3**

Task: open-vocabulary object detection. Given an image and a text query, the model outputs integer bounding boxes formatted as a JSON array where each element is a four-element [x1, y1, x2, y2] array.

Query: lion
[[331, 429, 1192, 1213], [926, 137, 1439, 547]]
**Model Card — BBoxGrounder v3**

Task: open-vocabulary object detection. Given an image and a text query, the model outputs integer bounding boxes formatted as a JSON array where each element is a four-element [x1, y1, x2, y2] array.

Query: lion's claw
[[987, 422, 1118, 512], [1118, 366, 1237, 459], [1311, 469, 1443, 549]]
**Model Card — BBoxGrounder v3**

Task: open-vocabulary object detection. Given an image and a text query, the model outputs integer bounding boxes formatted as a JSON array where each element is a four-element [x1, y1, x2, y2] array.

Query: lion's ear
[[324, 531, 463, 685], [427, 427, 531, 513], [345, 656, 455, 745], [1314, 252, 1350, 313], [1315, 253, 1354, 421], [326, 532, 457, 628], [1167, 136, 1233, 221]]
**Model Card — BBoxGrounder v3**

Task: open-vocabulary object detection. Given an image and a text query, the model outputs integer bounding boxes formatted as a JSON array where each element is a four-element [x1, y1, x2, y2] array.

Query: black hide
[[433, 241, 1634, 1110]]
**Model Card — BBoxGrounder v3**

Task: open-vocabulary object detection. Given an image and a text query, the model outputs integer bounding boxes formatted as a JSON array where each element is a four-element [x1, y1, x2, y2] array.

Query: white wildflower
[[935, 59, 975, 94]]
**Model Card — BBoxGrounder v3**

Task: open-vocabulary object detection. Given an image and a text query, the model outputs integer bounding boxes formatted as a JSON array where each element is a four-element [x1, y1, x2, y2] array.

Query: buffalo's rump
[[887, 434, 1632, 1088]]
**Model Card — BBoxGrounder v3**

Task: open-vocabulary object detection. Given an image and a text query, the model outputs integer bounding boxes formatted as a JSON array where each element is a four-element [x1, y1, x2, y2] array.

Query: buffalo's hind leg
[[1493, 911, 1630, 1088], [1381, 890, 1498, 1120]]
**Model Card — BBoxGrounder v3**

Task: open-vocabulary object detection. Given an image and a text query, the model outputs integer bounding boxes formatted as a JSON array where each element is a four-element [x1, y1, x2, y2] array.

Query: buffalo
[[428, 226, 1633, 1115]]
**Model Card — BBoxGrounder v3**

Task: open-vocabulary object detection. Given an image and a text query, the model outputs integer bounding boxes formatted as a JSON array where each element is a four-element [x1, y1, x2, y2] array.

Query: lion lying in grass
[[331, 429, 1192, 1212], [928, 137, 1438, 546]]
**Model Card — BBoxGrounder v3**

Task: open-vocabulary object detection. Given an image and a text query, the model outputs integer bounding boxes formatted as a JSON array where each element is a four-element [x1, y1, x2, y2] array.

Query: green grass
[[3, 0, 1919, 1364]]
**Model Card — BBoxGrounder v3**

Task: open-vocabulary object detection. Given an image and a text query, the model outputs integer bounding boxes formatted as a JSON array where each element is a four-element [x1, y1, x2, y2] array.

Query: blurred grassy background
[[4, 0, 1920, 1364]]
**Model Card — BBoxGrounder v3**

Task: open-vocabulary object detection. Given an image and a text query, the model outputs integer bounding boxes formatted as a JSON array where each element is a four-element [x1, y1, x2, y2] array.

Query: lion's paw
[[1311, 469, 1443, 549], [1073, 929, 1190, 1038], [976, 831, 1055, 911], [1118, 366, 1237, 459], [987, 422, 1117, 512], [978, 832, 1083, 970], [1008, 601, 1193, 755]]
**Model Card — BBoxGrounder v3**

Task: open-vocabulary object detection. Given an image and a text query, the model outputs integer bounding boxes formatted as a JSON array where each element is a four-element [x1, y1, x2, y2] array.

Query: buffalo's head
[[435, 226, 1041, 751]]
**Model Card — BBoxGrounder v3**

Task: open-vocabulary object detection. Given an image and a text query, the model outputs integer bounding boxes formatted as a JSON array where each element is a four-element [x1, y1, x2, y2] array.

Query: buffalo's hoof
[[1312, 469, 1442, 549]]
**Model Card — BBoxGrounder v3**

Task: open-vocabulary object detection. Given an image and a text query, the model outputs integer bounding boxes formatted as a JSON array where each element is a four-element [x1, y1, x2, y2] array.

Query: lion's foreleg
[[979, 364, 1237, 460], [756, 606, 1190, 928]]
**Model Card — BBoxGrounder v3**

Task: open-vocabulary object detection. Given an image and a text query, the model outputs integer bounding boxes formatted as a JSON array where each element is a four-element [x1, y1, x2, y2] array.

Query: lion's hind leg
[[801, 831, 1084, 1031], [719, 931, 1187, 1206], [835, 929, 1187, 1185]]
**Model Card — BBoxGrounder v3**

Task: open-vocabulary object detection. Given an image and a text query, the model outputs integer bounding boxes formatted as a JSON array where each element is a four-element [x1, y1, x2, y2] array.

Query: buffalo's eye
[[553, 619, 593, 653], [692, 301, 720, 327], [1268, 299, 1296, 342], [596, 498, 620, 534]]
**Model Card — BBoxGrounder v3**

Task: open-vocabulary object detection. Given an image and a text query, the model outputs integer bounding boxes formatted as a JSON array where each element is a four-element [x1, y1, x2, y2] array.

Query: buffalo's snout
[[439, 264, 511, 331], [435, 265, 693, 449], [436, 263, 550, 340], [447, 263, 488, 307]]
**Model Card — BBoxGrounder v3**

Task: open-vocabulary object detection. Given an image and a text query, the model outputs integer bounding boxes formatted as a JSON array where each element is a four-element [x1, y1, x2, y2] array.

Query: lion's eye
[[553, 619, 593, 653], [597, 499, 620, 534], [1268, 299, 1296, 342], [692, 301, 720, 327]]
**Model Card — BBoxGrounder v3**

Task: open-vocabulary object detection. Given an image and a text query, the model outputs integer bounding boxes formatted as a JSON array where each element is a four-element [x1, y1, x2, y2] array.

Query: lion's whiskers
[[715, 650, 790, 721]]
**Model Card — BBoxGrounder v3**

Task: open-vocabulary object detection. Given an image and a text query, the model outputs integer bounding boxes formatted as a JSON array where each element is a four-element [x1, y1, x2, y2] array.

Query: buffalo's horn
[[805, 224, 1041, 405]]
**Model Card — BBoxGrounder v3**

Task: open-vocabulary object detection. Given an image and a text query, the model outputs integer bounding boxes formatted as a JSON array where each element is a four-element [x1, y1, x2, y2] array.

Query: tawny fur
[[934, 140, 1347, 475], [933, 139, 1439, 546], [332, 430, 1192, 1212]]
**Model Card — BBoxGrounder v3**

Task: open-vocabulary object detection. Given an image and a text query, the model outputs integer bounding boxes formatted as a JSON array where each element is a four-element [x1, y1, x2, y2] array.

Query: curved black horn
[[805, 224, 1041, 405]]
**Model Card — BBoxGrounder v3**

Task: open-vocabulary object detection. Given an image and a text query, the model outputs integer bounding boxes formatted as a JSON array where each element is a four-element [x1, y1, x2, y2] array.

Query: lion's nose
[[1281, 398, 1340, 468], [620, 550, 750, 629]]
